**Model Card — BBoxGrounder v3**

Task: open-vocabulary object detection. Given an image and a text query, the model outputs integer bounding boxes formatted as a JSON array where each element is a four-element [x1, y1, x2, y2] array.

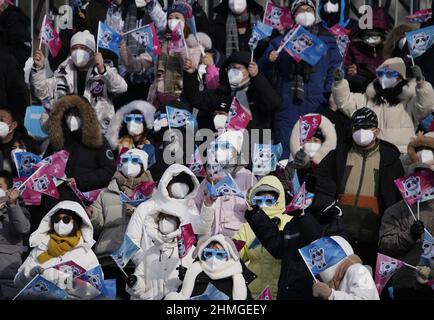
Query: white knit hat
[[122, 148, 149, 171], [70, 30, 96, 52], [217, 130, 244, 153]]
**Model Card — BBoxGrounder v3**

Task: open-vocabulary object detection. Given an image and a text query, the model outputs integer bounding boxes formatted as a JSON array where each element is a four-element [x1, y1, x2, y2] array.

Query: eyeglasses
[[124, 114, 145, 123], [120, 155, 143, 165], [202, 248, 228, 260], [376, 69, 399, 78], [52, 215, 72, 224], [252, 196, 276, 208]]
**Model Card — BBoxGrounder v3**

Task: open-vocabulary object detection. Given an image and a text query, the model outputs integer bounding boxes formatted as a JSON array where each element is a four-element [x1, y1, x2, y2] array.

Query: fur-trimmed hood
[[290, 114, 337, 164], [407, 131, 434, 163], [106, 100, 156, 150], [48, 95, 103, 150], [383, 23, 420, 59]]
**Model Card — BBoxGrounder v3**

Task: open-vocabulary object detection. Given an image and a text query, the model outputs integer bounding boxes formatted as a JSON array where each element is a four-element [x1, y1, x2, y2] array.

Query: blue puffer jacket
[[258, 24, 341, 158]]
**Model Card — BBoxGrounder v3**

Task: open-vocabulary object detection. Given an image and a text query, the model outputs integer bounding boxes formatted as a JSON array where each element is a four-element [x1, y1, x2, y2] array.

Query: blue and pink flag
[[130, 23, 161, 59], [226, 98, 252, 132], [190, 283, 229, 300], [53, 260, 86, 278], [111, 235, 140, 269], [298, 236, 348, 277], [97, 21, 123, 57], [166, 106, 196, 128], [13, 178, 42, 206], [283, 25, 328, 66], [420, 231, 434, 266], [188, 147, 207, 178], [78, 265, 113, 298], [299, 114, 322, 146], [405, 25, 434, 59], [177, 223, 196, 259], [263, 1, 293, 32], [374, 253, 405, 295], [13, 275, 66, 300], [33, 150, 70, 178], [70, 185, 105, 205], [257, 286, 272, 300], [328, 24, 350, 59], [406, 9, 432, 24], [13, 152, 42, 178], [39, 15, 62, 58], [394, 169, 434, 206], [208, 175, 245, 199], [285, 182, 306, 213], [19, 166, 59, 199], [252, 143, 283, 175]]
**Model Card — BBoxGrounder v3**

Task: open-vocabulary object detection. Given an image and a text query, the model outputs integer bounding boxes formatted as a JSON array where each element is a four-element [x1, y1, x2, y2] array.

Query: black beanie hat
[[351, 107, 378, 129]]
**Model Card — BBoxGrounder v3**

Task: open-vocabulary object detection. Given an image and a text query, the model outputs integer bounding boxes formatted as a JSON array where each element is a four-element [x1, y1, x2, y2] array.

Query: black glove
[[176, 265, 188, 281], [294, 149, 310, 169], [334, 68, 345, 81], [411, 65, 424, 82], [410, 220, 425, 240], [125, 275, 137, 288]]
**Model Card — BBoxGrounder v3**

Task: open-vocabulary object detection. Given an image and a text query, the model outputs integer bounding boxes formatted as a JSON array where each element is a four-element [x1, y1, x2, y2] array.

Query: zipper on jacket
[[354, 152, 368, 207]]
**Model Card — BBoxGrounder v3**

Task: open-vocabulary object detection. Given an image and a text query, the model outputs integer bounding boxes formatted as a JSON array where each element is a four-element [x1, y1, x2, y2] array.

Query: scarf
[[327, 254, 363, 290], [37, 231, 82, 264], [113, 171, 151, 196], [225, 12, 260, 57]]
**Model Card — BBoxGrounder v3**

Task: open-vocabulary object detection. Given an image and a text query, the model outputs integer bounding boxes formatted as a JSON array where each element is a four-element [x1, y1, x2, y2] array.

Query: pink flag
[[232, 239, 246, 252], [21, 167, 59, 199], [226, 98, 252, 132], [53, 261, 86, 278], [177, 223, 196, 258], [131, 181, 156, 200], [285, 182, 306, 214], [39, 15, 62, 58], [374, 253, 405, 295], [34, 150, 70, 178], [394, 169, 434, 206], [299, 114, 322, 146], [70, 185, 105, 204], [187, 148, 207, 177], [13, 178, 42, 206], [263, 2, 293, 32], [257, 286, 273, 300], [328, 24, 350, 59], [150, 23, 161, 57], [168, 21, 185, 53]]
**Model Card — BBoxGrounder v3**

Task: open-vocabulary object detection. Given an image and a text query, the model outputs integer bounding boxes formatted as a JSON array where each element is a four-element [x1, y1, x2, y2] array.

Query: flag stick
[[410, 54, 415, 66], [404, 201, 417, 221], [16, 164, 46, 192], [12, 274, 40, 300], [122, 24, 148, 36], [38, 15, 47, 50], [403, 262, 417, 270], [119, 267, 128, 277], [250, 50, 254, 63], [96, 21, 100, 53], [165, 106, 172, 131], [417, 200, 420, 220]]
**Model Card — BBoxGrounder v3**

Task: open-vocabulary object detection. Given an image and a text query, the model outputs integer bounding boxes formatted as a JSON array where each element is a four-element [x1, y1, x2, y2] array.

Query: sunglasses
[[202, 248, 228, 260], [52, 215, 73, 224], [252, 196, 276, 208], [120, 155, 143, 165], [124, 114, 145, 123], [376, 69, 399, 78]]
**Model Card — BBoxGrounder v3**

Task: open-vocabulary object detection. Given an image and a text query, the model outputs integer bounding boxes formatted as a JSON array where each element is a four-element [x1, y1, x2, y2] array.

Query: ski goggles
[[120, 154, 143, 165], [52, 215, 73, 224], [202, 248, 228, 260], [124, 114, 145, 123], [252, 196, 276, 208], [376, 68, 399, 78]]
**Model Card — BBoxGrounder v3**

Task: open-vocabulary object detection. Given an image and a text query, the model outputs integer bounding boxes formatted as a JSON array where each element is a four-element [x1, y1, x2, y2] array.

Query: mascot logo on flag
[[100, 30, 113, 48], [19, 155, 38, 176], [88, 274, 102, 290], [422, 239, 434, 258], [42, 25, 55, 42], [300, 120, 310, 143], [33, 281, 49, 293], [412, 32, 430, 54], [379, 260, 399, 278], [291, 34, 313, 54], [254, 147, 272, 169], [169, 110, 190, 126], [423, 186, 434, 200], [215, 183, 239, 196], [190, 162, 203, 174], [178, 237, 186, 257], [402, 176, 422, 198], [58, 265, 82, 278], [310, 247, 327, 269], [31, 175, 50, 192], [266, 7, 283, 28], [132, 31, 150, 48]]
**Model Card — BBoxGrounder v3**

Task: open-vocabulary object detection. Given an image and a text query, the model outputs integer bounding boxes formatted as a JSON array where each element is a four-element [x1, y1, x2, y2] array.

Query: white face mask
[[417, 149, 434, 164], [127, 121, 144, 136], [204, 256, 226, 271], [11, 148, 26, 164], [169, 182, 190, 199], [54, 220, 74, 237], [364, 36, 382, 45], [66, 115, 82, 132], [135, 0, 147, 8], [168, 19, 184, 31], [323, 1, 339, 13], [295, 12, 316, 27], [0, 121, 10, 138], [198, 63, 207, 79], [227, 68, 245, 88], [216, 148, 236, 165], [121, 163, 142, 178], [71, 49, 90, 68], [213, 114, 228, 131], [0, 188, 6, 198], [228, 0, 247, 15], [159, 216, 179, 235], [303, 142, 322, 158], [352, 129, 375, 147], [378, 76, 399, 90]]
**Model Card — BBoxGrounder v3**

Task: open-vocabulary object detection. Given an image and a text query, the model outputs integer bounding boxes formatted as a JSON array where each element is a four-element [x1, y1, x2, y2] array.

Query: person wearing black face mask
[[41, 95, 116, 212]]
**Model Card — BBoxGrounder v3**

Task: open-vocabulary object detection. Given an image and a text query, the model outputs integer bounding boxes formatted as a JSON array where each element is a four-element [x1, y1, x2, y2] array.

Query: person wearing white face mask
[[0, 107, 21, 173], [333, 57, 434, 154], [165, 234, 253, 300], [322, 107, 404, 269], [31, 30, 127, 131], [406, 131, 434, 173], [14, 201, 101, 299]]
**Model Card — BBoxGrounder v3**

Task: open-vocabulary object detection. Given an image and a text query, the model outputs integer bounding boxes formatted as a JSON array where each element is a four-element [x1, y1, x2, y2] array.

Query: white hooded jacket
[[14, 201, 100, 299]]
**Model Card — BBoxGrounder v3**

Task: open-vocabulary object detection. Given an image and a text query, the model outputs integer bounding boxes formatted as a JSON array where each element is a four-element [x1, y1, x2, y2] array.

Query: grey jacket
[[379, 200, 434, 290], [0, 203, 30, 298]]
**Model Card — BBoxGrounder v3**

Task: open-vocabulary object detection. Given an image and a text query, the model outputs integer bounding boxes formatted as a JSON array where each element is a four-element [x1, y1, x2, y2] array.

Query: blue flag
[[284, 25, 328, 66], [298, 237, 348, 276], [24, 106, 48, 140], [142, 143, 156, 169], [13, 152, 42, 178], [207, 175, 245, 199], [111, 235, 140, 269], [78, 265, 113, 297], [129, 23, 160, 59], [249, 22, 273, 51], [97, 21, 123, 57], [252, 143, 283, 175], [14, 275, 66, 300], [420, 231, 434, 265], [405, 25, 434, 58], [190, 283, 229, 300], [166, 106, 196, 128]]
